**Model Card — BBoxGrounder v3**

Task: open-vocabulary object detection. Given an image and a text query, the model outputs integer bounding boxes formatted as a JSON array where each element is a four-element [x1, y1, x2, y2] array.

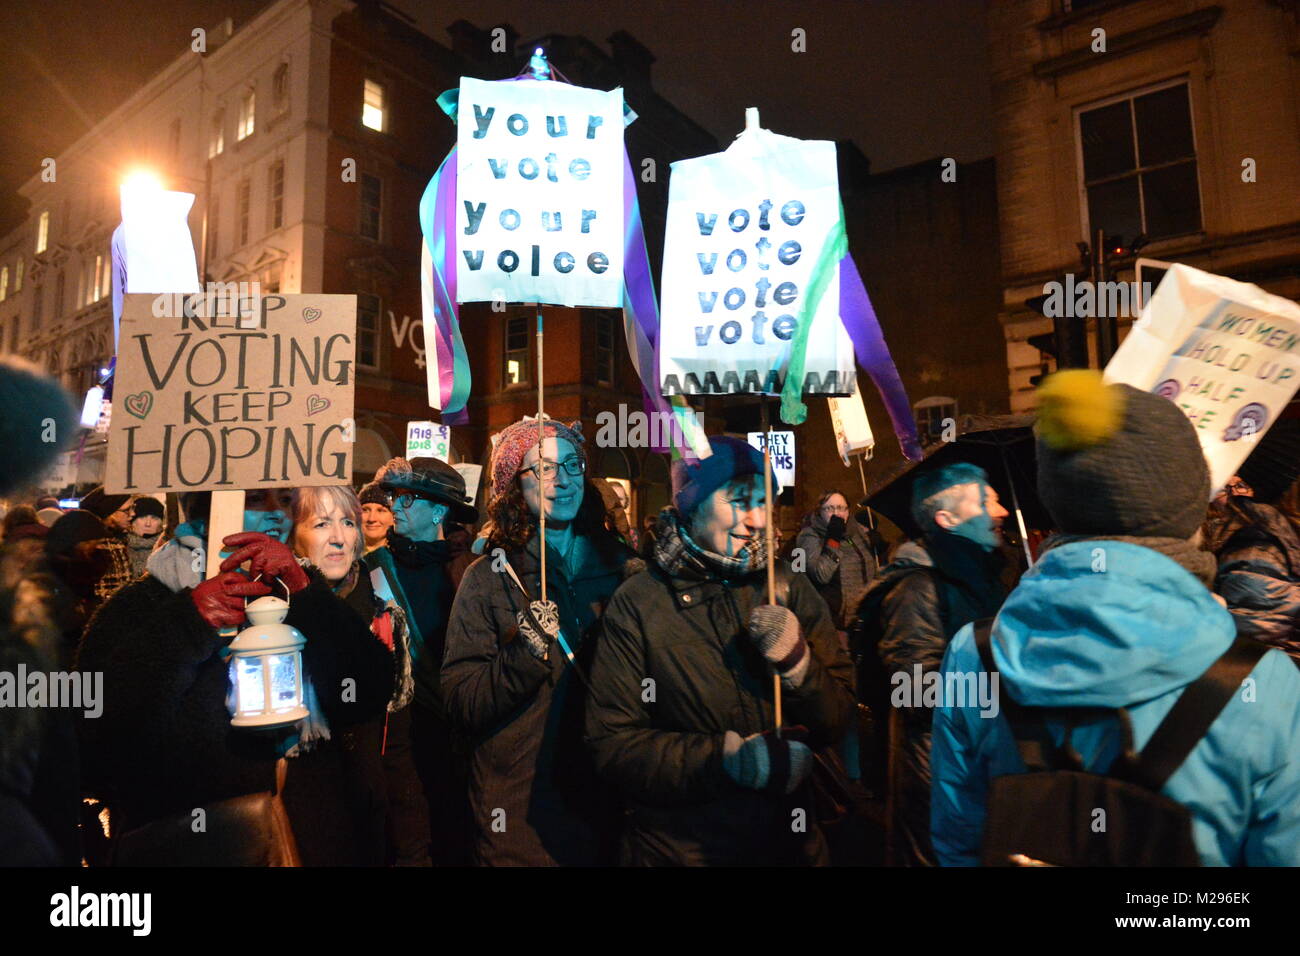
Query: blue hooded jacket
[[931, 540, 1300, 866]]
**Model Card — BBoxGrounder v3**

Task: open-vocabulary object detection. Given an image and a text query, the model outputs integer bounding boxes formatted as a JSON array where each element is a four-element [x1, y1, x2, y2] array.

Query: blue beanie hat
[[671, 436, 775, 517]]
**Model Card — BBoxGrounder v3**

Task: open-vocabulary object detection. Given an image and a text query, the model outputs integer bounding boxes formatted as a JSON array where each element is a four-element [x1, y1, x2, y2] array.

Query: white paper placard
[[659, 128, 854, 396], [406, 421, 451, 462], [828, 392, 874, 465], [1105, 262, 1300, 493], [455, 77, 625, 308]]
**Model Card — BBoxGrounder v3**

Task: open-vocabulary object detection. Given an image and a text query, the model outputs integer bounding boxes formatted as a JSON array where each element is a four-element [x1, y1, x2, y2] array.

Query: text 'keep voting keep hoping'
[[105, 293, 357, 494]]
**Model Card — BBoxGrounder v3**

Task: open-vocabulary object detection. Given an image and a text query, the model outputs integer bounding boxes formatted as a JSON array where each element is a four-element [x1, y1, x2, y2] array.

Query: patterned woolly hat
[[358, 481, 392, 509], [488, 415, 586, 501], [1035, 370, 1210, 538]]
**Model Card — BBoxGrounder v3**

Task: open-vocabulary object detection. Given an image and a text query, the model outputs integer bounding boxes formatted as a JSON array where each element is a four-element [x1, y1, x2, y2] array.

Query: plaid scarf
[[653, 508, 767, 579]]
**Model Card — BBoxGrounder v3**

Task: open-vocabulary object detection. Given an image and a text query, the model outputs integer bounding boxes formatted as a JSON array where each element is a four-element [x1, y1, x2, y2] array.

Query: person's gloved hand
[[516, 599, 560, 661], [220, 532, 310, 593], [826, 515, 847, 542], [191, 571, 272, 630], [722, 727, 813, 795], [747, 604, 811, 687]]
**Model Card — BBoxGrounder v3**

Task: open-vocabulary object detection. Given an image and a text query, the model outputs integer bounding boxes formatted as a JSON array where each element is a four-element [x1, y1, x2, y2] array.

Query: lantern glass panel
[[269, 653, 299, 709], [236, 657, 265, 713]]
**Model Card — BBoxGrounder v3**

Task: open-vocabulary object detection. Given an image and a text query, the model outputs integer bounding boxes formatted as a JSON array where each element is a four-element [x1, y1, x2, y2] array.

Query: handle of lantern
[[246, 571, 293, 609]]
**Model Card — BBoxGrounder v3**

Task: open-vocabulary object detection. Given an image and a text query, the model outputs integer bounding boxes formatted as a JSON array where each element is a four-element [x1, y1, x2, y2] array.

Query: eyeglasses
[[393, 492, 434, 509], [518, 457, 586, 481]]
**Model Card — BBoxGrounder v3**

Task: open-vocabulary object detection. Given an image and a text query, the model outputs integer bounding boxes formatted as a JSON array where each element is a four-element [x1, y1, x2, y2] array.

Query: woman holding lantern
[[441, 416, 637, 866], [75, 489, 394, 866]]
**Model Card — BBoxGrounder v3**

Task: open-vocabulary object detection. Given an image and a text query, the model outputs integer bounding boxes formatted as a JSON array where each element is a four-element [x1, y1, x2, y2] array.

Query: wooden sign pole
[[760, 397, 782, 735], [206, 488, 246, 637]]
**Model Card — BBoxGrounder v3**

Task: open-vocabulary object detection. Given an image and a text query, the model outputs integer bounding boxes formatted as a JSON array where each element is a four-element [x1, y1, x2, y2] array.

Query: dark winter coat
[[795, 515, 877, 629], [75, 567, 394, 865], [854, 533, 1006, 866], [585, 547, 856, 866], [441, 529, 635, 866], [1214, 499, 1300, 665]]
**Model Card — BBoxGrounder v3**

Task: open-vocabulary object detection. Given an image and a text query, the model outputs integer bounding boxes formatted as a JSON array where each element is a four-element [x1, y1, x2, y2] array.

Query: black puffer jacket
[[585, 526, 855, 866], [854, 533, 1006, 866], [75, 567, 394, 865], [441, 529, 635, 866], [1214, 499, 1300, 665]]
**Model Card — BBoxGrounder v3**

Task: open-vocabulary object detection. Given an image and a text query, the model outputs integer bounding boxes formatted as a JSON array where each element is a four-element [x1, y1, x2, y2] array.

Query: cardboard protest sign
[[828, 392, 875, 465], [1105, 262, 1300, 492], [454, 463, 483, 505], [658, 128, 855, 397], [747, 430, 796, 491], [455, 76, 625, 308], [406, 421, 451, 462], [106, 293, 356, 494]]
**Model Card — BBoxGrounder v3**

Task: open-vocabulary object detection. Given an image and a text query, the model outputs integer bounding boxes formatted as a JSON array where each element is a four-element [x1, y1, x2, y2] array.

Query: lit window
[[99, 255, 109, 302], [209, 110, 225, 158], [359, 173, 381, 240], [273, 63, 289, 115], [913, 396, 958, 446], [208, 196, 219, 259], [504, 315, 530, 386], [92, 254, 103, 302], [362, 79, 385, 132], [0, 266, 7, 303], [268, 161, 284, 230], [262, 260, 282, 294], [237, 179, 251, 247], [36, 211, 49, 254], [238, 89, 256, 141], [357, 293, 379, 369], [1077, 82, 1201, 243], [14, 257, 23, 292]]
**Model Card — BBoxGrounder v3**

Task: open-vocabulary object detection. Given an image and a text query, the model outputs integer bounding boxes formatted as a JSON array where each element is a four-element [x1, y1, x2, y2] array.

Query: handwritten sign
[[456, 76, 625, 308], [747, 430, 796, 491], [406, 421, 451, 462], [106, 292, 356, 493], [659, 128, 854, 396], [1105, 263, 1300, 492]]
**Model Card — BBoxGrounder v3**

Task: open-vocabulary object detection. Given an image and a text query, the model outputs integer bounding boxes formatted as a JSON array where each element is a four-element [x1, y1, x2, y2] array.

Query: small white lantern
[[228, 580, 308, 729]]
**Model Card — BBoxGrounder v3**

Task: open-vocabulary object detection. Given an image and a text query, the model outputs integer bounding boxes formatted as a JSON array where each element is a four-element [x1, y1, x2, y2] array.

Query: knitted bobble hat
[[1035, 370, 1210, 538]]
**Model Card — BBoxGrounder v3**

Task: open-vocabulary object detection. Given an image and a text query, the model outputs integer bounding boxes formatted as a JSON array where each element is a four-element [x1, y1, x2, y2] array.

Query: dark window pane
[[1142, 161, 1201, 238], [357, 293, 379, 367], [1086, 176, 1142, 242], [1135, 85, 1194, 166], [1080, 101, 1135, 181]]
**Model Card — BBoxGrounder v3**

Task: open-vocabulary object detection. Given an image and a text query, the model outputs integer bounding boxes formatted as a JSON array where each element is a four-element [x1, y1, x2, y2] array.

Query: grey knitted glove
[[516, 599, 559, 661], [722, 728, 814, 795], [747, 604, 811, 688]]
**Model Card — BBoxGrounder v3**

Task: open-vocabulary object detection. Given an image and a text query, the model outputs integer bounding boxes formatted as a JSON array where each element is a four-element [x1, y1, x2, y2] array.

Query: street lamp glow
[[120, 169, 165, 195]]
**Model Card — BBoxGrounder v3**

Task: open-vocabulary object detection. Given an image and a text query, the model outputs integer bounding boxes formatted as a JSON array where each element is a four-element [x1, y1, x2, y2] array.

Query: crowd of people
[[1, 352, 1298, 866]]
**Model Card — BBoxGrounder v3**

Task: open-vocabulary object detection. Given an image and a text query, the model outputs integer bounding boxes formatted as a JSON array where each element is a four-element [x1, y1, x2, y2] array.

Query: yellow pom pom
[[1035, 369, 1124, 451]]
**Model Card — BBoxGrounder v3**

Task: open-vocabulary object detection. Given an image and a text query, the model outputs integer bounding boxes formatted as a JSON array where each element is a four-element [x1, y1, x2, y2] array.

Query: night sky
[[0, 0, 993, 234]]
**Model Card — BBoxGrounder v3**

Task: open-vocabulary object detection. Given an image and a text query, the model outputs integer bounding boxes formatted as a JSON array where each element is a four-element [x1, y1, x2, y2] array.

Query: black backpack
[[973, 620, 1268, 867]]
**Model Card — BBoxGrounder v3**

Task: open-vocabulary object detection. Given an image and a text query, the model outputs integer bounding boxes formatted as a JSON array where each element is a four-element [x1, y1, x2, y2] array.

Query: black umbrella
[[861, 413, 1049, 559]]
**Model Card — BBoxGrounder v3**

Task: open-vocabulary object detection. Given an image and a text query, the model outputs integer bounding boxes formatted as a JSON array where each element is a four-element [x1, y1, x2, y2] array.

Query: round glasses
[[518, 457, 586, 481]]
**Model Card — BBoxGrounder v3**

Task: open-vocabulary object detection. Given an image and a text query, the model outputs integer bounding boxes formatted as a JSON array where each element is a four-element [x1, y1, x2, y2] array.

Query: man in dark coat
[[586, 436, 855, 866], [854, 462, 1009, 866], [368, 456, 477, 864]]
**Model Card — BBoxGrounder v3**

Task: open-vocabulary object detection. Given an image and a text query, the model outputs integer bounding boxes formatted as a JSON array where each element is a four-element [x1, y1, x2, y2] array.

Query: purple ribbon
[[839, 254, 923, 460]]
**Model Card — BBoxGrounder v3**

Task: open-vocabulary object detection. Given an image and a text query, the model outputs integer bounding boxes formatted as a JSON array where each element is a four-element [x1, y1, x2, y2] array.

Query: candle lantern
[[228, 577, 308, 729]]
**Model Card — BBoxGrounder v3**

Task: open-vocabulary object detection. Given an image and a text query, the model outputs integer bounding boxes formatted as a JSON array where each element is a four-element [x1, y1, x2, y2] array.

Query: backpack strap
[[973, 619, 1086, 773], [1128, 636, 1269, 792]]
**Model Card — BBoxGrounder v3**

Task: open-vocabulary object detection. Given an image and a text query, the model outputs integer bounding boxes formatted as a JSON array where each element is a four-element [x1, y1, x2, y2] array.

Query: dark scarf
[[921, 530, 1007, 632], [1043, 532, 1217, 587], [652, 508, 766, 580], [387, 532, 452, 569]]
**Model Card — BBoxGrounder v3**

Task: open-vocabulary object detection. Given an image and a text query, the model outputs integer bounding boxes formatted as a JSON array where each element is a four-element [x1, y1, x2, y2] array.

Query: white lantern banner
[[114, 184, 201, 352], [828, 391, 875, 466], [747, 430, 795, 492], [658, 127, 855, 397], [406, 421, 451, 461], [455, 76, 625, 307], [1105, 262, 1300, 494]]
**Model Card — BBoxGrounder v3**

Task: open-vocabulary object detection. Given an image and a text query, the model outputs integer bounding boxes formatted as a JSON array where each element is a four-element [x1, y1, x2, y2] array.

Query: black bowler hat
[[376, 457, 478, 524]]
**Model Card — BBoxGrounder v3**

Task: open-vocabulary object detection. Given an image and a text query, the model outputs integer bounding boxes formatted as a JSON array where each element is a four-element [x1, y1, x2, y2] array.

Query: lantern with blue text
[[228, 577, 308, 728]]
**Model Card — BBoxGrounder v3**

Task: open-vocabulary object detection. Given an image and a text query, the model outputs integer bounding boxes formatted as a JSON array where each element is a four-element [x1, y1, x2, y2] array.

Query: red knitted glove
[[191, 571, 272, 630], [220, 532, 310, 594]]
